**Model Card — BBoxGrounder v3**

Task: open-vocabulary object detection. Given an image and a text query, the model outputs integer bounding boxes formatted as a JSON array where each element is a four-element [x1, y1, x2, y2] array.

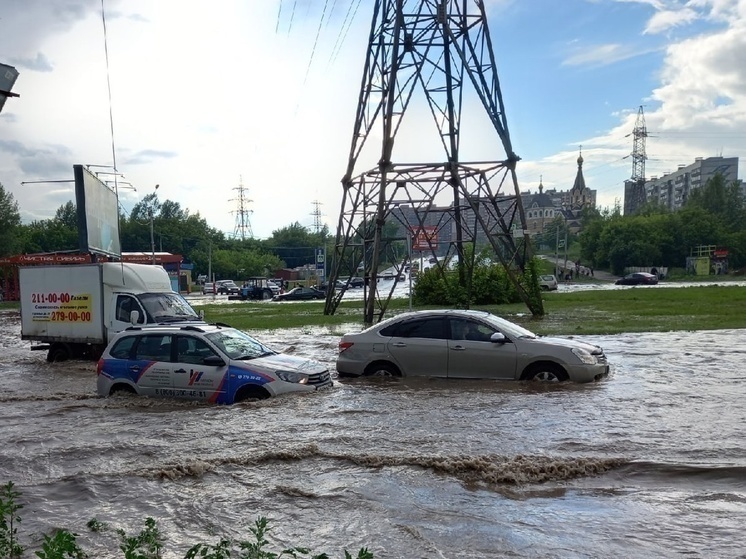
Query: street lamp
[[150, 184, 159, 264]]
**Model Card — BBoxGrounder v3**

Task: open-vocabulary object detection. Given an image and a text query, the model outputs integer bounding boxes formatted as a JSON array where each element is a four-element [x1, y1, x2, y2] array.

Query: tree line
[[1, 173, 743, 280], [0, 187, 329, 281], [578, 174, 746, 274]]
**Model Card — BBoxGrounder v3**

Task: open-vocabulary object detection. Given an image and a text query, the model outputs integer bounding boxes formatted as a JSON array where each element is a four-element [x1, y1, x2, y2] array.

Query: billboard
[[0, 62, 19, 114], [411, 226, 438, 251], [74, 164, 122, 258]]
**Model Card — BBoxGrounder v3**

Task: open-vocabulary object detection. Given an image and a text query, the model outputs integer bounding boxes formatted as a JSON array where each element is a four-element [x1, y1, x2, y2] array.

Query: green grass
[[196, 284, 746, 336], [3, 285, 744, 336]]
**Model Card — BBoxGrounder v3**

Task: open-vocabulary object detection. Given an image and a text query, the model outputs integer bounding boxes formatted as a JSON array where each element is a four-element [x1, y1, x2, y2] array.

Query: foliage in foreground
[[0, 482, 373, 559]]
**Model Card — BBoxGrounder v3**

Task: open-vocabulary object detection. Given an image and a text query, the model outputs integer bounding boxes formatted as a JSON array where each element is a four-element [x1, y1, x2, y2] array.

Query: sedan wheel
[[523, 364, 568, 382]]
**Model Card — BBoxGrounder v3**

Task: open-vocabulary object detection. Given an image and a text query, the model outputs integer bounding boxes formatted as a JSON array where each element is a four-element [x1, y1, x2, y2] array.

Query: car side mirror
[[490, 332, 507, 344], [129, 310, 140, 325], [203, 355, 225, 367]]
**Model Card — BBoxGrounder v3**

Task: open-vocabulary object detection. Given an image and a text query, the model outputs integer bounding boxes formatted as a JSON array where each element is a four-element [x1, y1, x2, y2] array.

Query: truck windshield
[[138, 292, 200, 322]]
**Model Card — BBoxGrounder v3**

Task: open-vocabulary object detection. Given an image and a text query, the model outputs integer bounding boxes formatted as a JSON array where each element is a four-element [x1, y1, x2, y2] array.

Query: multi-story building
[[624, 156, 740, 214]]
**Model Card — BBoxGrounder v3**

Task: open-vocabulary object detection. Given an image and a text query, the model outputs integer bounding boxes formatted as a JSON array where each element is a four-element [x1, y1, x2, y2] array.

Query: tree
[[0, 182, 21, 257]]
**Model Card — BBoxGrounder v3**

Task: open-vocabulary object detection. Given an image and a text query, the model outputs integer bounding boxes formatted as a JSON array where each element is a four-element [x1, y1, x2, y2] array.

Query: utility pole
[[150, 184, 159, 264]]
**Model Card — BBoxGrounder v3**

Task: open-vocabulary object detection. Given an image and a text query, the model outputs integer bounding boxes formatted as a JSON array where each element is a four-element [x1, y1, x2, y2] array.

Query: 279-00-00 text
[[50, 311, 92, 322]]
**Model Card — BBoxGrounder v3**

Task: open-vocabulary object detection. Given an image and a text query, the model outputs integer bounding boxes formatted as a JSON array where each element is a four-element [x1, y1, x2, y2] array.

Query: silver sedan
[[336, 309, 609, 383]]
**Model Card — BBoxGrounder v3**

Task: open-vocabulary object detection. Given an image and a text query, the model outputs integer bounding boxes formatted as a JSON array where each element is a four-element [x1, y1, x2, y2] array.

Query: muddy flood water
[[1, 308, 745, 558]]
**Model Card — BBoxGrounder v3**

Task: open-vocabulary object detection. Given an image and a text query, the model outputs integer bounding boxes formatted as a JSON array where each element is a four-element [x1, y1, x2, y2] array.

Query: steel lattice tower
[[324, 0, 541, 323], [624, 106, 648, 215], [231, 176, 253, 240]]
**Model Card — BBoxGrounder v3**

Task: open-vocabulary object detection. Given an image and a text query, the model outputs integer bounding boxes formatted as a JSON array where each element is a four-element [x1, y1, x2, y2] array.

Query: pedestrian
[[590, 267, 594, 277]]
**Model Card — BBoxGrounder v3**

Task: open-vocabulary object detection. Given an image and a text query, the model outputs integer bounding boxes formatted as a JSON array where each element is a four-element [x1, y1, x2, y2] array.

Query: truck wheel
[[47, 344, 71, 363], [262, 290, 272, 300]]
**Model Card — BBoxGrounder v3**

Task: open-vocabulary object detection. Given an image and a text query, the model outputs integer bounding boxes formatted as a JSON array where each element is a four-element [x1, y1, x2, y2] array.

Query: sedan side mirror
[[490, 332, 507, 344]]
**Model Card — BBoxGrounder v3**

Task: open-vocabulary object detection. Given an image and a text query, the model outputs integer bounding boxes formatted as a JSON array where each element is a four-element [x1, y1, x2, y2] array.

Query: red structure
[[0, 252, 184, 301]]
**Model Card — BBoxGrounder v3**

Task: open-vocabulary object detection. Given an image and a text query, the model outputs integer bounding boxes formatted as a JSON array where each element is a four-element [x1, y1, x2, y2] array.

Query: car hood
[[520, 336, 603, 353], [242, 353, 328, 374]]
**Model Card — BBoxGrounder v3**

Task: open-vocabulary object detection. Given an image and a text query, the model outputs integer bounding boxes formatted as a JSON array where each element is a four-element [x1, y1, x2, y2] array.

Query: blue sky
[[0, 0, 744, 239]]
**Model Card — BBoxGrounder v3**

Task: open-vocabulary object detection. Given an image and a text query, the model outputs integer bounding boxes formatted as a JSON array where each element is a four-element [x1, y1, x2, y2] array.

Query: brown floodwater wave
[[112, 444, 627, 486]]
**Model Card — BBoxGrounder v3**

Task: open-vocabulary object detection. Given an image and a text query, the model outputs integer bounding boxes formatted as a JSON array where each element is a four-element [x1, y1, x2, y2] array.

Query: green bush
[[412, 257, 533, 307]]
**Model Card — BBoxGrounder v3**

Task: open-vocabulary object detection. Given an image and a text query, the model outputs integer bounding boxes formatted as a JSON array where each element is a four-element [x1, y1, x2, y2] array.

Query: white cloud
[[644, 7, 699, 33]]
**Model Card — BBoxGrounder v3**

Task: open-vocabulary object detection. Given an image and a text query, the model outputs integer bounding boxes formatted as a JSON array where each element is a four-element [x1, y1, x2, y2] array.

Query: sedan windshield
[[206, 328, 275, 360], [481, 314, 537, 339]]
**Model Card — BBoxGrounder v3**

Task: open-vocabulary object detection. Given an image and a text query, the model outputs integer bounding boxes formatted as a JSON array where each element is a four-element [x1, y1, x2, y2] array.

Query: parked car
[[215, 280, 240, 295], [539, 274, 558, 291], [336, 309, 609, 383], [97, 323, 333, 403], [229, 277, 276, 301], [273, 286, 326, 301], [615, 272, 659, 286], [202, 282, 215, 295]]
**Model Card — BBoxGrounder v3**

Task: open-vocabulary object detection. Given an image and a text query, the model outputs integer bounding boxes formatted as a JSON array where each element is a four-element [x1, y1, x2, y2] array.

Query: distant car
[[196, 274, 208, 285], [615, 272, 659, 286], [202, 282, 215, 295], [229, 277, 276, 300], [273, 286, 326, 301], [215, 280, 240, 295], [539, 274, 558, 291], [336, 309, 609, 383], [97, 323, 333, 403]]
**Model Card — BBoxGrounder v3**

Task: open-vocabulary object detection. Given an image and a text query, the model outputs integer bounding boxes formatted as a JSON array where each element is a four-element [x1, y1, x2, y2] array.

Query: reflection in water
[[1, 310, 745, 558]]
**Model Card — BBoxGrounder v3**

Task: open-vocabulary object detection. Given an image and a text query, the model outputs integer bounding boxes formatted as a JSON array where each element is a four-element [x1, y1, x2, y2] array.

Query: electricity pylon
[[231, 176, 253, 240], [625, 105, 648, 214], [324, 0, 542, 323]]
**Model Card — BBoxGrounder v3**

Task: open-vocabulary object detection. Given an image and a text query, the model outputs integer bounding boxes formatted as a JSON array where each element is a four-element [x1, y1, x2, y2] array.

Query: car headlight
[[571, 347, 597, 365], [275, 370, 309, 384]]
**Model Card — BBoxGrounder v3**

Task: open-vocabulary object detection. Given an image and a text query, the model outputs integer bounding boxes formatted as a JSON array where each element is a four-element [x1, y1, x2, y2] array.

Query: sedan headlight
[[276, 370, 309, 384], [571, 347, 598, 365]]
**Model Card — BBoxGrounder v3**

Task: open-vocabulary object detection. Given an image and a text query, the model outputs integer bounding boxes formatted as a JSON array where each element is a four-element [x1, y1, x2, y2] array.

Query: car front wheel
[[522, 363, 569, 382]]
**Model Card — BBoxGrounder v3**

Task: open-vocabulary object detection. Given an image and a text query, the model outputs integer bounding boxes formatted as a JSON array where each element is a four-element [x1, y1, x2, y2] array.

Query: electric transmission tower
[[624, 105, 648, 215], [311, 200, 324, 234], [231, 176, 253, 240], [324, 0, 541, 323]]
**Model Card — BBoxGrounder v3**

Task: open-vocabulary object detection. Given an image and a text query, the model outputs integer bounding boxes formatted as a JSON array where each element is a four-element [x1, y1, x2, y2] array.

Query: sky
[[1, 0, 745, 240]]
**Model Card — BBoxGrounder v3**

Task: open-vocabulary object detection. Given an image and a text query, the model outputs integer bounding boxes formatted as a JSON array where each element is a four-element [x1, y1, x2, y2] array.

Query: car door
[[446, 318, 518, 379], [385, 317, 448, 377], [172, 335, 228, 401], [130, 333, 175, 397]]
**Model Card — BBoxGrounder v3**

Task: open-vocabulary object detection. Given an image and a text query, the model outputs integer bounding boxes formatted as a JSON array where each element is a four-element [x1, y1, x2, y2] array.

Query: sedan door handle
[[129, 365, 141, 372], [451, 345, 466, 351], [174, 368, 187, 374], [391, 342, 407, 348]]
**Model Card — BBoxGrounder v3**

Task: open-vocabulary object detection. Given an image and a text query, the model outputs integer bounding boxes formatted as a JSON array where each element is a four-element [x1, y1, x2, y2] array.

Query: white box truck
[[20, 263, 202, 361]]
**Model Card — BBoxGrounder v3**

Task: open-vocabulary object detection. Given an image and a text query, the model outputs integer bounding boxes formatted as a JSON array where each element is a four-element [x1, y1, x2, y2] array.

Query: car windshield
[[481, 313, 537, 339], [138, 292, 200, 321], [205, 328, 275, 360]]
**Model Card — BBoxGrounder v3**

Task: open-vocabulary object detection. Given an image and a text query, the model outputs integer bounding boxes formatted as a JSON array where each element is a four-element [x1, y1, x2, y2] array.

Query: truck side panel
[[20, 265, 106, 344]]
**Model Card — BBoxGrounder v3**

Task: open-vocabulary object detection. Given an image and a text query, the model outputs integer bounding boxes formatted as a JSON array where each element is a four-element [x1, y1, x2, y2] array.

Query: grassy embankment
[[2, 284, 743, 336], [194, 284, 746, 336]]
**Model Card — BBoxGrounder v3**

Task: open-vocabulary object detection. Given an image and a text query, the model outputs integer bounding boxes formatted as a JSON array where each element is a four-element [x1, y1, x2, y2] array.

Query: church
[[522, 149, 597, 237]]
